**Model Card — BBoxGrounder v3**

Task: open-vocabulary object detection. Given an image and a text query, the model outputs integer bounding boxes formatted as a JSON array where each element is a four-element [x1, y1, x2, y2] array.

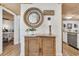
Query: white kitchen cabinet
[[63, 32, 67, 43]]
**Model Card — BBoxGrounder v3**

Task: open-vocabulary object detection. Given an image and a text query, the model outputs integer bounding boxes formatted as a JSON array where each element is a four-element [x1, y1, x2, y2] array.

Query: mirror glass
[[29, 12, 39, 24]]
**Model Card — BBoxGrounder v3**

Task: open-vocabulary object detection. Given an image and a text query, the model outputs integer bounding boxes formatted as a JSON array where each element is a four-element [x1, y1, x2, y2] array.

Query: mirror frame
[[24, 7, 43, 28]]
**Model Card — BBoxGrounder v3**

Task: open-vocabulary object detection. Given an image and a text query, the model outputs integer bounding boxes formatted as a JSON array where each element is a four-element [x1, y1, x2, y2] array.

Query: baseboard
[[56, 52, 62, 56], [14, 41, 19, 45], [63, 41, 67, 44]]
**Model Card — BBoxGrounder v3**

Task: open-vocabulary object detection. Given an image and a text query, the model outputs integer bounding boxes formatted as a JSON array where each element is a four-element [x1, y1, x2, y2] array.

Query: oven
[[67, 32, 77, 49]]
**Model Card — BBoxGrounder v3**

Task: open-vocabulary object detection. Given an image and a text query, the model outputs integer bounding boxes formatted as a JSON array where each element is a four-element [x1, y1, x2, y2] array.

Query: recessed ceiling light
[[64, 16, 72, 19]]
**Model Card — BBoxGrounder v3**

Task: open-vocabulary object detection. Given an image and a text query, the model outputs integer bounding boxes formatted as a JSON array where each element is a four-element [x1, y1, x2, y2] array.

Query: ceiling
[[1, 3, 20, 15], [62, 3, 79, 20], [1, 3, 79, 20], [3, 10, 14, 20]]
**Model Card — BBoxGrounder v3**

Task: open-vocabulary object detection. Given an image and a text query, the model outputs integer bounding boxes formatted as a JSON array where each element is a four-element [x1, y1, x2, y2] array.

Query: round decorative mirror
[[29, 12, 39, 24], [24, 7, 43, 28]]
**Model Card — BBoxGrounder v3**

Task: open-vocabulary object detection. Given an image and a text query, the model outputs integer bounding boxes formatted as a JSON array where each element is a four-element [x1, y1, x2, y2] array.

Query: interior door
[[25, 37, 40, 56], [42, 37, 55, 56]]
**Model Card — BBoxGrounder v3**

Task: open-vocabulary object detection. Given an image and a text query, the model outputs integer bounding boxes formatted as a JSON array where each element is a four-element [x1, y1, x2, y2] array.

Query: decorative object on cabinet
[[48, 17, 52, 35], [43, 10, 54, 15], [26, 28, 36, 31], [26, 28, 36, 35], [24, 7, 43, 28]]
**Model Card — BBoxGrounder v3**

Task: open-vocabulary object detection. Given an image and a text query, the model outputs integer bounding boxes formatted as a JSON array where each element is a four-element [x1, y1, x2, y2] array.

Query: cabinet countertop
[[25, 34, 56, 38]]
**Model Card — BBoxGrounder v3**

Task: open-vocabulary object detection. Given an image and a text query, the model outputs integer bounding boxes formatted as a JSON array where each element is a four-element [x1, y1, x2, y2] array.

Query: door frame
[[0, 6, 17, 54]]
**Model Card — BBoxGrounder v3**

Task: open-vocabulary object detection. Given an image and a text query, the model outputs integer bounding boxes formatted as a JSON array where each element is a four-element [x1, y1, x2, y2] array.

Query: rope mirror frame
[[24, 7, 43, 28]]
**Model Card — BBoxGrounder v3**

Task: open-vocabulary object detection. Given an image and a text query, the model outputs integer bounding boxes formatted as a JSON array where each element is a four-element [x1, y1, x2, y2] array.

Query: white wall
[[20, 3, 62, 56], [0, 7, 3, 54], [14, 15, 20, 44]]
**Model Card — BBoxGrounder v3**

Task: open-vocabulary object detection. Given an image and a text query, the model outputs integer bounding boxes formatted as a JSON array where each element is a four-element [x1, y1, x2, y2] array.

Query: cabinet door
[[25, 37, 56, 56], [25, 38, 29, 56], [42, 37, 55, 56], [29, 38, 39, 56]]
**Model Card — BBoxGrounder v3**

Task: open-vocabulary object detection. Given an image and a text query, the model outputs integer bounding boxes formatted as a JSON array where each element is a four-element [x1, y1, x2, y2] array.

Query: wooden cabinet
[[25, 37, 40, 56], [25, 36, 56, 56], [42, 37, 55, 56]]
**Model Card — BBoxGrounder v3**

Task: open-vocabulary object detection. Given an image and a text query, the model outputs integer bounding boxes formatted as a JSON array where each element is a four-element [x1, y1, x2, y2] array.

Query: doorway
[[62, 3, 79, 56], [2, 10, 14, 52]]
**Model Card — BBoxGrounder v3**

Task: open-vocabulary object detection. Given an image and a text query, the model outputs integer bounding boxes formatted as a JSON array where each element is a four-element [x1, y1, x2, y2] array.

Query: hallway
[[0, 41, 20, 56]]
